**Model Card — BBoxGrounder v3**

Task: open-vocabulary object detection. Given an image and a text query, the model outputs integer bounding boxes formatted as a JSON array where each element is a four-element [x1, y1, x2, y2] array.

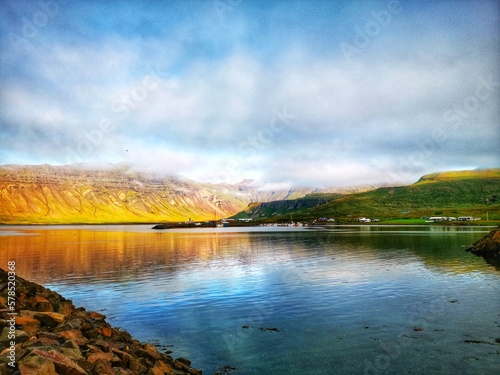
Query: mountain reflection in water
[[1, 225, 498, 375]]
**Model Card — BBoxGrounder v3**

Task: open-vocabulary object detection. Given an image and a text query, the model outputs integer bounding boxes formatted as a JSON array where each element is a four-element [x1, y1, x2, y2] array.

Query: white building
[[429, 216, 447, 222]]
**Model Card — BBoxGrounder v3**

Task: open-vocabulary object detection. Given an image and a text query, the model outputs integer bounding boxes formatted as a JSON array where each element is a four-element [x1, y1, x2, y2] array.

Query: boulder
[[19, 354, 57, 375], [28, 349, 87, 375], [34, 312, 66, 327], [92, 358, 116, 375], [467, 227, 500, 256]]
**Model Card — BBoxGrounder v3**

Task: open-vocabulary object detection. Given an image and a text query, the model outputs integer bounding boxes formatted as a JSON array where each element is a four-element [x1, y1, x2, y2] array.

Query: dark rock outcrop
[[466, 227, 500, 269], [0, 268, 202, 375], [466, 227, 500, 256]]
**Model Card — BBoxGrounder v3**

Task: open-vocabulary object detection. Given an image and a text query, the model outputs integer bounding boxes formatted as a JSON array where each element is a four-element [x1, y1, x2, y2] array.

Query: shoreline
[[1, 220, 499, 227], [0, 268, 202, 375]]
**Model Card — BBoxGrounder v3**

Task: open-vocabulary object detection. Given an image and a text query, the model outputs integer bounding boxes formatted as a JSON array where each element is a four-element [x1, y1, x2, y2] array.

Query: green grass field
[[247, 169, 500, 223]]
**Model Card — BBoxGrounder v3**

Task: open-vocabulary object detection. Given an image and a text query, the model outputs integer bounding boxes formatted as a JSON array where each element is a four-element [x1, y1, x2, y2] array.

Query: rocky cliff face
[[0, 164, 314, 224]]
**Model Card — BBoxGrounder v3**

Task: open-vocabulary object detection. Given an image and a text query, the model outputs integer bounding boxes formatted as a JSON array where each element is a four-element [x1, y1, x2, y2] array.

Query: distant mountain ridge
[[0, 163, 344, 224], [3, 164, 496, 224], [249, 168, 500, 222]]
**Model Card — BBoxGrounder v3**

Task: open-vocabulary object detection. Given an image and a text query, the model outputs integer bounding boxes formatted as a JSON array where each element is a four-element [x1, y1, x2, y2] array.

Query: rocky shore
[[466, 227, 500, 269], [466, 227, 500, 257], [0, 268, 202, 375]]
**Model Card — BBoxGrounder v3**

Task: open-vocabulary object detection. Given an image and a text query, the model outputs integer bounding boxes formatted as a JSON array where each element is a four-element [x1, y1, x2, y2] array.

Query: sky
[[0, 0, 499, 188]]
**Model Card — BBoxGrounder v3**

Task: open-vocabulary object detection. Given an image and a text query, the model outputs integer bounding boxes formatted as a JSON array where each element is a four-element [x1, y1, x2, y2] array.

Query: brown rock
[[15, 316, 40, 327], [153, 360, 175, 374], [36, 302, 54, 313], [114, 368, 138, 375], [174, 359, 202, 375], [19, 354, 57, 375], [82, 328, 99, 340], [61, 339, 80, 350], [34, 296, 50, 304], [115, 329, 133, 343], [97, 326, 113, 338], [467, 228, 500, 255], [15, 316, 40, 336], [87, 350, 113, 363], [111, 353, 122, 366], [56, 317, 83, 331], [60, 347, 84, 361], [34, 296, 54, 312], [92, 358, 115, 375], [54, 301, 75, 316], [130, 356, 148, 374], [93, 339, 110, 351], [37, 332, 62, 342], [162, 354, 175, 366], [143, 343, 159, 354], [174, 359, 192, 372], [19, 310, 38, 318], [110, 340, 127, 350], [136, 347, 162, 361], [176, 357, 192, 366], [0, 345, 28, 364], [58, 330, 88, 345], [31, 349, 87, 375], [148, 366, 164, 375], [22, 337, 60, 348], [89, 311, 106, 320], [34, 312, 66, 327], [75, 358, 94, 374], [18, 292, 28, 303], [86, 344, 103, 354], [0, 327, 30, 345], [111, 347, 132, 367]]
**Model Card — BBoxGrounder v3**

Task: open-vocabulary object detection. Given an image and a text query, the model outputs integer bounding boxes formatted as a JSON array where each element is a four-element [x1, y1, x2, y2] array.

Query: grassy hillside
[[259, 169, 500, 222], [231, 193, 340, 220]]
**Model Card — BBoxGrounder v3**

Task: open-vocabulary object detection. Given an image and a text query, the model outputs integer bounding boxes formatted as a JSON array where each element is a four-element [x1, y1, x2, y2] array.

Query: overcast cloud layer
[[0, 0, 499, 188]]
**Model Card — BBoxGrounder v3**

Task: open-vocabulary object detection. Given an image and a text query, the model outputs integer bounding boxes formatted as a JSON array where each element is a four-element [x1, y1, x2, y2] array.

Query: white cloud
[[1, 0, 498, 187]]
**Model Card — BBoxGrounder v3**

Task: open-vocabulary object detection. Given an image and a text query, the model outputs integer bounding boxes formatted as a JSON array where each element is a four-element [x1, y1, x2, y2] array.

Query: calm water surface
[[1, 225, 499, 374]]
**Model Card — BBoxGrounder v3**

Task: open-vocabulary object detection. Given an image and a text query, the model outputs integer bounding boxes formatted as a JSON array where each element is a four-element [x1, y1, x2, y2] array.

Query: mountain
[[230, 185, 385, 220], [242, 169, 500, 222], [0, 164, 321, 224], [231, 193, 341, 220], [4, 164, 495, 225]]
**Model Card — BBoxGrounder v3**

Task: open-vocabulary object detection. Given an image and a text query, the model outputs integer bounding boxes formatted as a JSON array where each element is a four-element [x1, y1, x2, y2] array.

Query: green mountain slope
[[257, 169, 500, 222], [231, 193, 340, 220]]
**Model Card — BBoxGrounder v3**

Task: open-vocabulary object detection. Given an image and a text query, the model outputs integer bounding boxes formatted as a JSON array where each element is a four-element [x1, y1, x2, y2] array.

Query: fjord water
[[1, 225, 499, 374]]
